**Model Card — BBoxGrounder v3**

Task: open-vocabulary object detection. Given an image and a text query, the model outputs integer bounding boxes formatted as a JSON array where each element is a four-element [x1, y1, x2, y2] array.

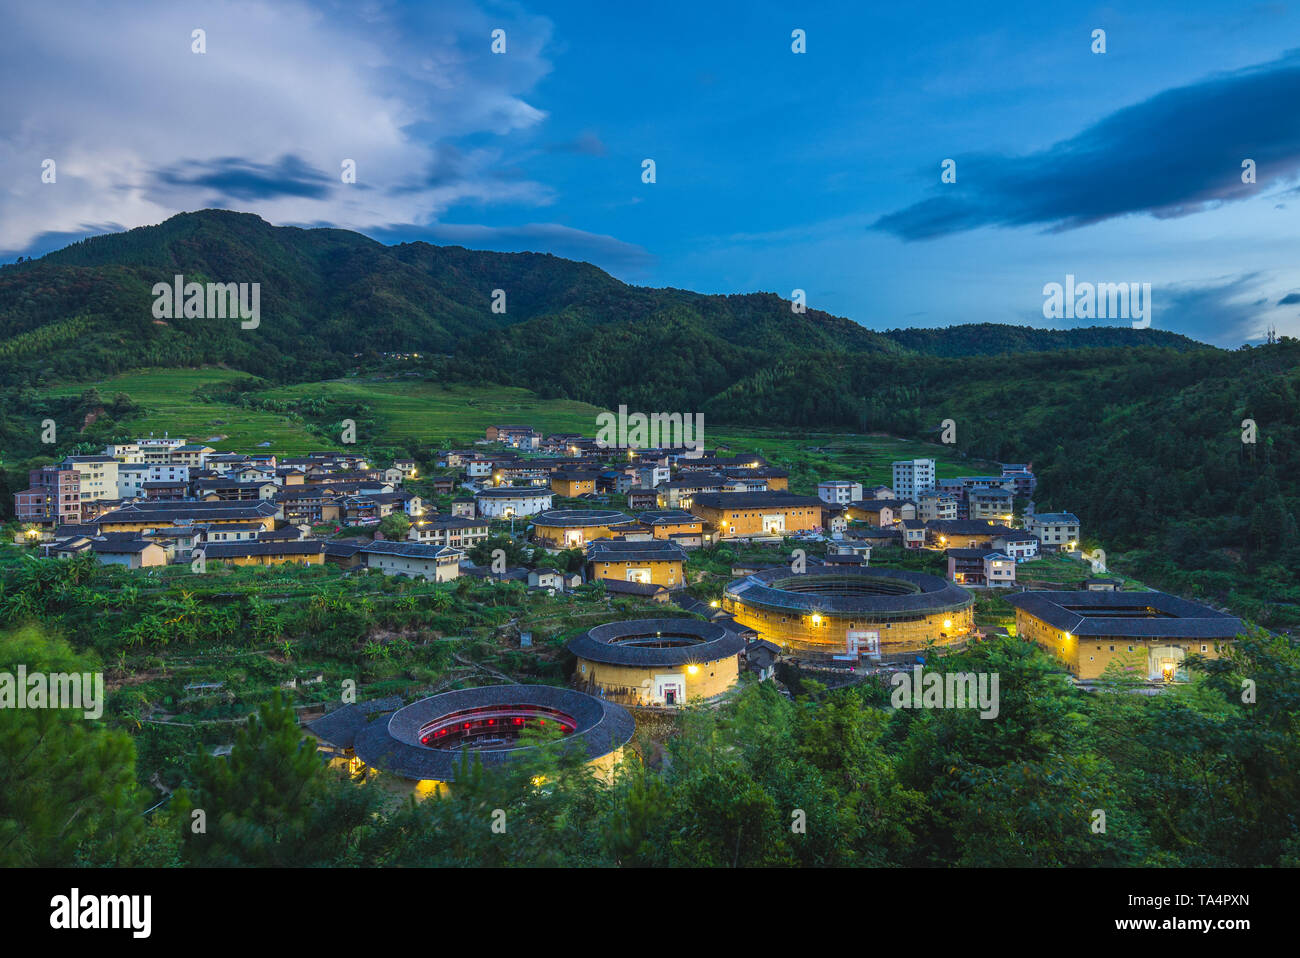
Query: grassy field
[[257, 378, 607, 445], [40, 369, 978, 483], [45, 368, 320, 453]]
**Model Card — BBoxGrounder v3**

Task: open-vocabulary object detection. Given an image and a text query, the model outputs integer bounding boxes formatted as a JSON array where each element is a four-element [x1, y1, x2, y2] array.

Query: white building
[[147, 463, 191, 484], [891, 459, 936, 502], [116, 464, 150, 499], [817, 480, 863, 505], [475, 487, 554, 519], [359, 541, 462, 581]]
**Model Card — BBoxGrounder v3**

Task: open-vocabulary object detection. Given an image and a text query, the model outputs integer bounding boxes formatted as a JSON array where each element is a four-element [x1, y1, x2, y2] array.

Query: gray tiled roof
[[569, 617, 745, 668], [1004, 590, 1242, 638], [351, 685, 633, 782]]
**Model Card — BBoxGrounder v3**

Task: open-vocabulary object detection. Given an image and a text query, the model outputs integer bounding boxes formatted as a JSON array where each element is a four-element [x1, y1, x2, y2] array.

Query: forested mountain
[[1, 209, 1197, 390]]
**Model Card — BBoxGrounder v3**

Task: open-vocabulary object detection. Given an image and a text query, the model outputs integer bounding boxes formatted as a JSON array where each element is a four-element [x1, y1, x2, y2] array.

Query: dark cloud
[[1154, 273, 1270, 346], [153, 155, 334, 201], [1278, 292, 1300, 304], [874, 51, 1300, 240]]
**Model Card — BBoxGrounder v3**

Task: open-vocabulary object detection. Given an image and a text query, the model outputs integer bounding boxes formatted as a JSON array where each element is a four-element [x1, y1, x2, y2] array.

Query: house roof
[[359, 540, 461, 560], [351, 685, 634, 782], [200, 541, 325, 558], [600, 579, 669, 596], [690, 492, 823, 510], [569, 617, 745, 668], [586, 538, 687, 562], [1004, 590, 1242, 638]]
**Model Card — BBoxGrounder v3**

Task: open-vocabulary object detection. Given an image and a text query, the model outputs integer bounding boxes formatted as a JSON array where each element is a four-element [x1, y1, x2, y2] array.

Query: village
[[12, 421, 1241, 721]]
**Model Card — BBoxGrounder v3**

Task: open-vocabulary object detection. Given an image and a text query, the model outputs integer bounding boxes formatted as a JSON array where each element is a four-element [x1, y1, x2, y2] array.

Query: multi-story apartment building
[[968, 487, 1015, 523], [62, 455, 121, 503], [116, 464, 149, 499], [1025, 512, 1081, 551], [14, 467, 82, 526], [916, 491, 959, 522], [891, 459, 936, 502]]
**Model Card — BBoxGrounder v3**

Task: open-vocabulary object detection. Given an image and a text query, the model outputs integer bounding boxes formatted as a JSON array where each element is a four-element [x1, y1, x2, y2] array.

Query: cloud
[[1278, 292, 1300, 304], [873, 51, 1300, 240], [153, 155, 335, 201], [1154, 273, 1278, 345], [0, 0, 558, 253]]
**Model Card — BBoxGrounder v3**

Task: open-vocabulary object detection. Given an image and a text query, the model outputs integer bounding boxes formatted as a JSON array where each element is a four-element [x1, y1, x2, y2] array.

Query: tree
[[378, 512, 411, 540], [0, 626, 144, 866], [175, 692, 331, 866]]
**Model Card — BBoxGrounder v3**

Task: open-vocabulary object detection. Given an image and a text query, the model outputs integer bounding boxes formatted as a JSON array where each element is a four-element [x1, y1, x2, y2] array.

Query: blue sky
[[4, 0, 1300, 345]]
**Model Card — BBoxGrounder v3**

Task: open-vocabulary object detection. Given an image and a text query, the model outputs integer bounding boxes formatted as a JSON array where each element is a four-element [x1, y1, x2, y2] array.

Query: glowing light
[[943, 619, 953, 630], [811, 614, 822, 626], [710, 600, 719, 608], [687, 664, 699, 675]]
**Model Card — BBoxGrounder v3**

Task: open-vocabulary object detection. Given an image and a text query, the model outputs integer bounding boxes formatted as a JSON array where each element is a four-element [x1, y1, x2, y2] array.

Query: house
[[1000, 463, 1037, 497], [1084, 578, 1122, 592], [689, 492, 824, 538], [142, 480, 188, 500], [926, 519, 1016, 550], [198, 521, 265, 543], [845, 499, 916, 527], [1005, 590, 1242, 682], [528, 568, 567, 592], [475, 486, 554, 518], [946, 548, 1017, 587], [729, 467, 789, 491], [323, 540, 365, 569], [916, 492, 959, 522], [899, 518, 928, 548], [1025, 512, 1081, 551], [450, 497, 476, 518], [635, 509, 704, 541], [485, 424, 538, 449], [90, 538, 168, 569], [968, 487, 1016, 523], [409, 516, 490, 550], [656, 475, 726, 509], [274, 488, 342, 525], [586, 538, 688, 590], [96, 500, 279, 534], [626, 489, 659, 510], [550, 470, 601, 498], [817, 480, 863, 505], [196, 479, 279, 501], [744, 638, 782, 681], [359, 540, 462, 581], [197, 540, 326, 567], [992, 531, 1040, 562], [392, 459, 419, 480]]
